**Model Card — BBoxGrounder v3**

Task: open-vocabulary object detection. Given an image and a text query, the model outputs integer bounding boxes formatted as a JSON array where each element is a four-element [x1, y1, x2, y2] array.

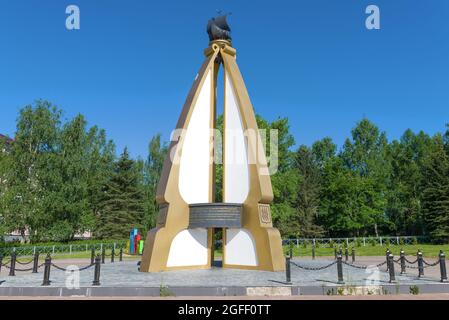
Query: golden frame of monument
[[140, 16, 285, 272]]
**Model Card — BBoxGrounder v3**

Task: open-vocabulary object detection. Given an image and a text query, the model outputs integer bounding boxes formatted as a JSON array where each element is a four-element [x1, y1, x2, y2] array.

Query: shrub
[[355, 238, 362, 247], [412, 237, 418, 245], [409, 286, 419, 295]]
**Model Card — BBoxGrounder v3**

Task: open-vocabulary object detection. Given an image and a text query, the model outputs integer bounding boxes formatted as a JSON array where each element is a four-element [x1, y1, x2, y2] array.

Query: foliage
[[409, 286, 420, 295], [2, 102, 449, 243], [95, 149, 145, 239], [140, 134, 167, 233], [293, 146, 324, 237], [420, 136, 449, 243]]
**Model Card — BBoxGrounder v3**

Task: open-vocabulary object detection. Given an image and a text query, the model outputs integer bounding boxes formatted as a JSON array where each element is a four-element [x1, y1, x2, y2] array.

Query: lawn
[[282, 244, 449, 258]]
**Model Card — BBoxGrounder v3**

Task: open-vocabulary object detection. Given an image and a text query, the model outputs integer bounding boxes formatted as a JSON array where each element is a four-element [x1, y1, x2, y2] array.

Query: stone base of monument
[[1, 259, 449, 297]]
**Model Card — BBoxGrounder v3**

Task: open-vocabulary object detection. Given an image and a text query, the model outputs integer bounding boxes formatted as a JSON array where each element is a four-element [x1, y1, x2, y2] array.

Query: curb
[[1, 283, 449, 297]]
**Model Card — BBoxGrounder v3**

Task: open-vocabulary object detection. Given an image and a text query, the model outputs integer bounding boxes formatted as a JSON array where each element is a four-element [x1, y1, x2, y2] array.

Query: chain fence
[[1, 246, 126, 286], [285, 249, 447, 285]]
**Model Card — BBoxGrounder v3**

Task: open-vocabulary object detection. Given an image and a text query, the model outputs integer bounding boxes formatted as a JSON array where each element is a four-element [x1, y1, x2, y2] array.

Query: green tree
[[255, 116, 297, 234], [291, 145, 324, 237], [42, 115, 91, 241], [2, 101, 61, 242], [420, 135, 449, 242], [320, 158, 365, 236], [85, 126, 116, 233], [386, 130, 431, 235], [0, 137, 12, 241], [340, 119, 390, 236], [142, 134, 167, 232], [96, 148, 145, 239], [312, 137, 337, 169]]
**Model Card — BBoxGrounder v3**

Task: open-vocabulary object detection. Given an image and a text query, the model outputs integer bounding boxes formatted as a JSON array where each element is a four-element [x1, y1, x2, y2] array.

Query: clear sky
[[1, 0, 448, 158]]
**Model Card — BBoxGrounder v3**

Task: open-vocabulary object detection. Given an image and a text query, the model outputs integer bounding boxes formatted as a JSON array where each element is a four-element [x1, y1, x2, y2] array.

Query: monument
[[140, 15, 285, 272]]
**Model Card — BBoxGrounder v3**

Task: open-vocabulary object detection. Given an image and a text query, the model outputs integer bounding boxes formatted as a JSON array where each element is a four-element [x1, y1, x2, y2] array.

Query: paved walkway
[[0, 257, 445, 288]]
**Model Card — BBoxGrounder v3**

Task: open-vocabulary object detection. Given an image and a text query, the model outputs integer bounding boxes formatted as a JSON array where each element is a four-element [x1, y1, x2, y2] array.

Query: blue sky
[[0, 0, 448, 158]]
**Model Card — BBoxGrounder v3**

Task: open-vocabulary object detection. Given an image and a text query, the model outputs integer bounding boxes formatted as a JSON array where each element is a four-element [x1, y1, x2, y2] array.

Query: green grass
[[283, 244, 449, 258]]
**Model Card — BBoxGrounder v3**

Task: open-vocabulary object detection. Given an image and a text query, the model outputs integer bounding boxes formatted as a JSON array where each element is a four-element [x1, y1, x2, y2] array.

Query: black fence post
[[90, 248, 95, 265], [119, 247, 123, 262], [285, 256, 291, 284], [9, 252, 17, 276], [32, 252, 39, 273], [400, 249, 406, 274], [417, 250, 424, 278], [351, 247, 355, 263], [385, 249, 391, 271], [345, 247, 349, 262], [111, 247, 115, 263], [337, 254, 344, 284], [439, 250, 447, 283], [289, 241, 293, 258], [101, 247, 105, 264], [42, 254, 51, 286], [388, 254, 396, 283], [93, 255, 101, 286], [312, 245, 315, 260]]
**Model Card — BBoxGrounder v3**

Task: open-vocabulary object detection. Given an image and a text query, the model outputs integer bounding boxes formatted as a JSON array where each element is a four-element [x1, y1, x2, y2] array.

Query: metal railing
[[282, 236, 426, 248], [0, 241, 127, 257]]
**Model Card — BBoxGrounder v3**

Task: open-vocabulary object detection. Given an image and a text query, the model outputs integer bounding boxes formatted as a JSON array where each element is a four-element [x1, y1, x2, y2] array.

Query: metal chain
[[51, 263, 70, 271], [375, 261, 388, 268], [51, 263, 94, 272], [404, 257, 418, 264], [422, 259, 440, 267], [342, 261, 368, 269], [14, 267, 34, 272], [15, 258, 35, 265], [291, 260, 337, 271], [394, 260, 419, 269], [1, 264, 33, 272], [78, 264, 95, 271]]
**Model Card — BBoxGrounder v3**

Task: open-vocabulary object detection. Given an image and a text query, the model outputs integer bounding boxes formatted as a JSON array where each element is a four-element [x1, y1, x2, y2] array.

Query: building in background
[[0, 133, 13, 152]]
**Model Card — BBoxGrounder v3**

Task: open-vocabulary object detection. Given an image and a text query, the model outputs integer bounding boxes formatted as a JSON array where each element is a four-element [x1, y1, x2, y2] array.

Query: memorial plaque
[[189, 203, 242, 228]]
